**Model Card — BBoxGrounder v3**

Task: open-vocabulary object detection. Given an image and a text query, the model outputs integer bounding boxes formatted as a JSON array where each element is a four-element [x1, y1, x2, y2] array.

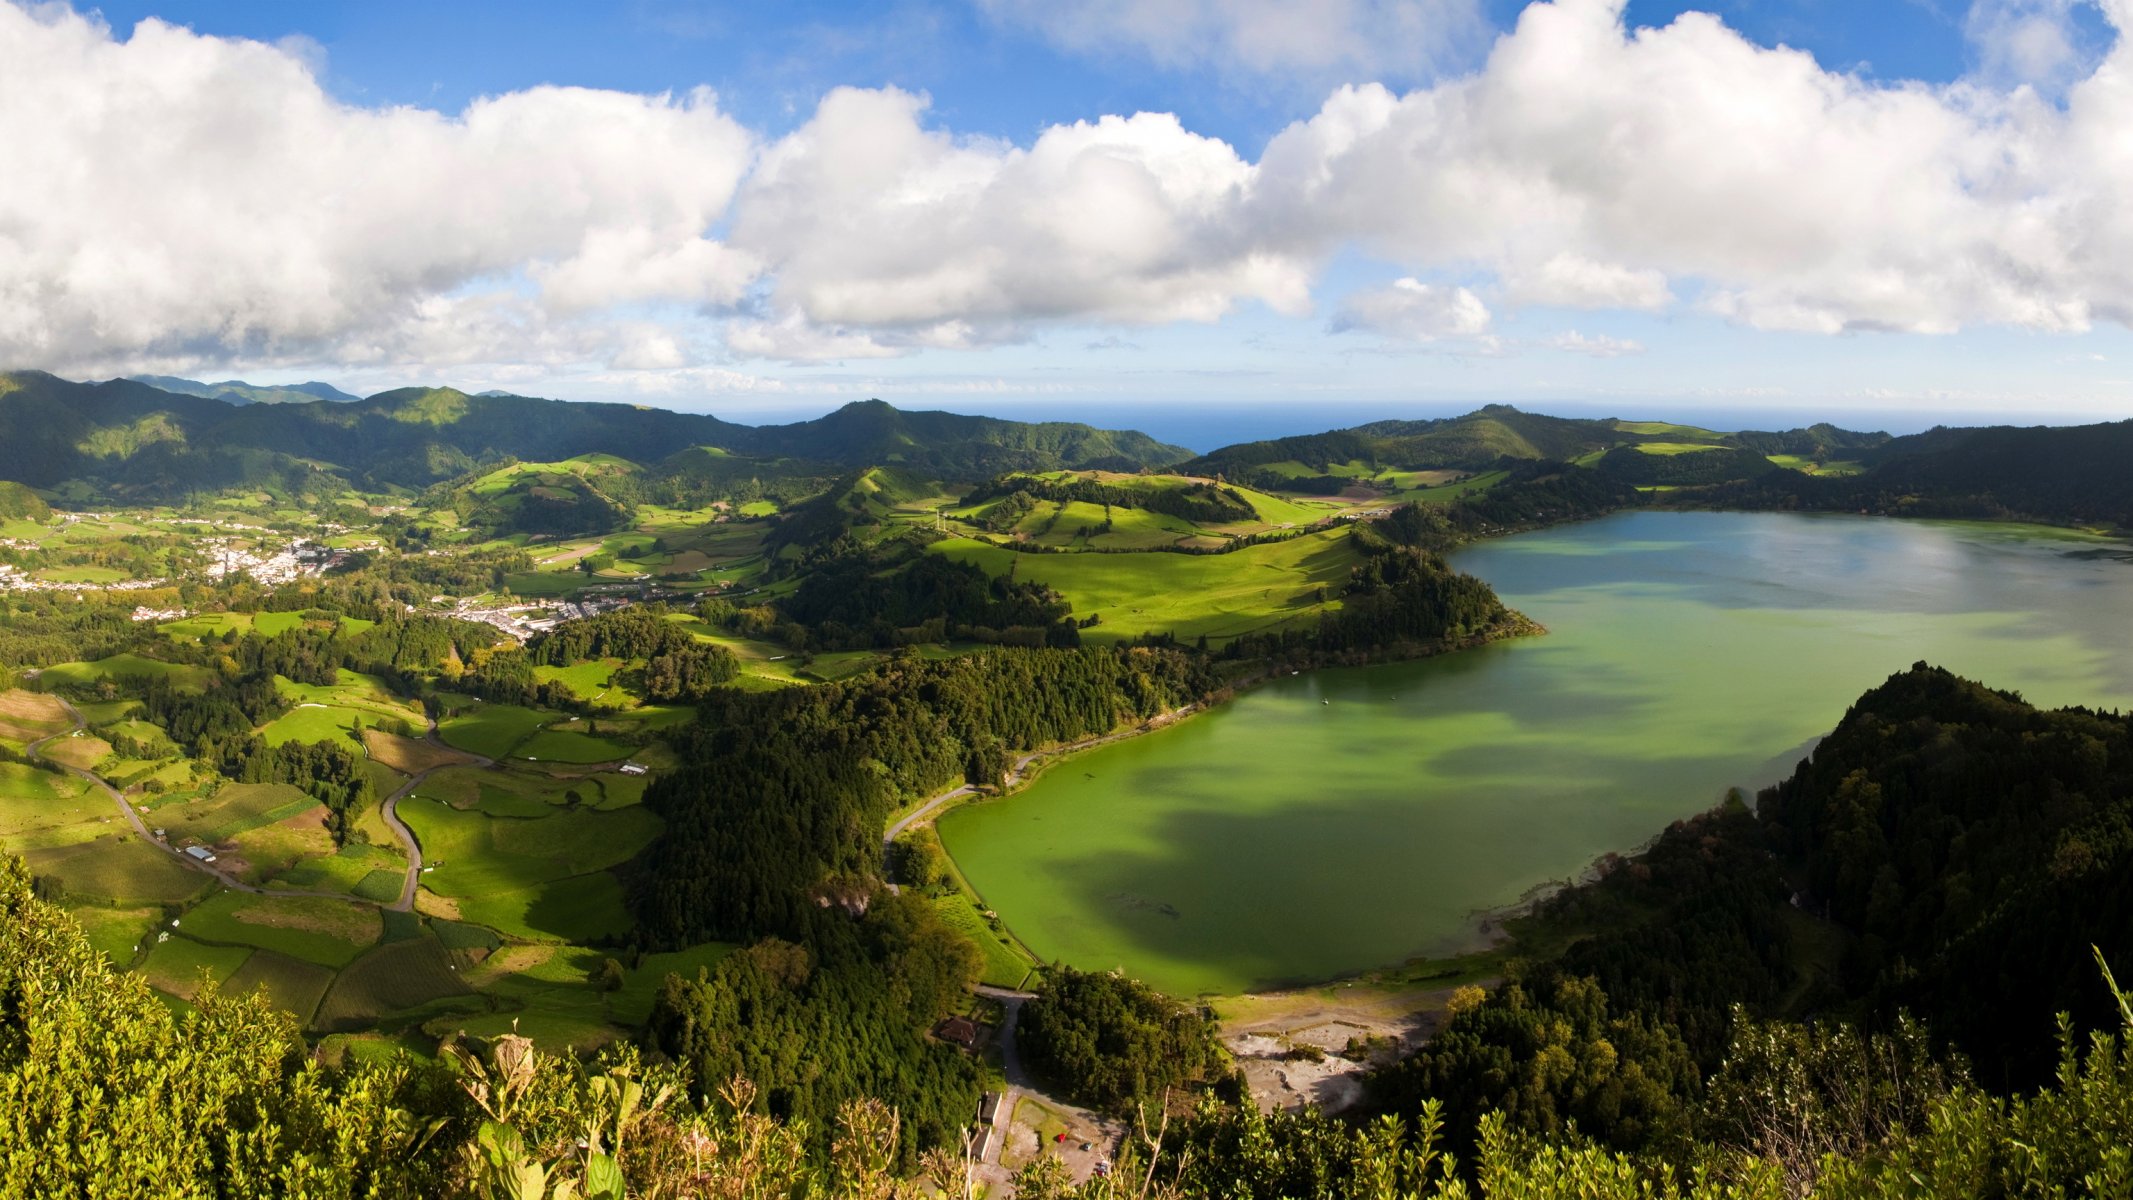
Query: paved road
[[375, 716, 497, 912]]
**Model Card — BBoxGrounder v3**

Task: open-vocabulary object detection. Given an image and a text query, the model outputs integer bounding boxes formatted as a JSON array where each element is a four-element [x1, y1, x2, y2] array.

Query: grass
[[259, 704, 374, 750], [143, 781, 316, 848], [400, 796, 660, 899], [179, 891, 383, 968], [1633, 441, 1730, 456], [61, 902, 165, 965], [933, 893, 1035, 990], [0, 688, 73, 741], [514, 727, 632, 764], [314, 936, 474, 1032], [453, 873, 636, 944], [38, 653, 211, 691], [37, 733, 110, 771], [362, 729, 476, 775], [930, 528, 1364, 644], [437, 704, 549, 758], [139, 933, 253, 1001], [25, 837, 212, 906], [269, 842, 409, 897], [531, 659, 641, 706], [223, 949, 337, 1026], [0, 761, 109, 851]]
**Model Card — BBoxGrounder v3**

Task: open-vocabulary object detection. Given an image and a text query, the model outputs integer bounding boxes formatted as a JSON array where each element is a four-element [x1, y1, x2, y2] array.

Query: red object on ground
[[1055, 1133, 1066, 1142]]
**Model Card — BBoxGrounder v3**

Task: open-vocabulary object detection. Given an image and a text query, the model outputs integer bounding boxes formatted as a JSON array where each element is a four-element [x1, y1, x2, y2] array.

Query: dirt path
[[374, 717, 496, 912]]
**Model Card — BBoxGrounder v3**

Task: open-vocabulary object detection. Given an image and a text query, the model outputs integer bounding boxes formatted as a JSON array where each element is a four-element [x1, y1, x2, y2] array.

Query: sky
[[6, 0, 2133, 439]]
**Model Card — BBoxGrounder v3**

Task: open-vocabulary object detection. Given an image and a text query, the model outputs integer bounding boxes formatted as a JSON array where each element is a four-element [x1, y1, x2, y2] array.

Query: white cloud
[[1544, 330, 1644, 357], [15, 0, 2133, 388], [727, 86, 1312, 351], [1332, 278, 1491, 340], [977, 0, 1486, 85], [0, 3, 755, 372], [1251, 0, 2133, 336]]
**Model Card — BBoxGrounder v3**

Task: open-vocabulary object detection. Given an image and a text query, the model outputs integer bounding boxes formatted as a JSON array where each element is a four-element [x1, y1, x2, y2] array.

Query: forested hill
[[1179, 404, 1891, 488], [1181, 405, 1633, 476], [1696, 417, 2133, 527], [0, 372, 1187, 495]]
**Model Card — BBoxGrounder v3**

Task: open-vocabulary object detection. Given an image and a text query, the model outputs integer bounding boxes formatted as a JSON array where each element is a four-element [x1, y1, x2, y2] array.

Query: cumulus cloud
[[0, 3, 754, 372], [1332, 278, 1491, 340], [1544, 330, 1644, 357], [1249, 0, 2133, 337], [727, 86, 1312, 346], [976, 0, 1486, 85], [17, 0, 2133, 381]]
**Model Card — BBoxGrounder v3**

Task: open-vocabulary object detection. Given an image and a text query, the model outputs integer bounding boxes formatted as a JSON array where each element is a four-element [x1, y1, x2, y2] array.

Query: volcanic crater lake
[[936, 511, 2133, 996]]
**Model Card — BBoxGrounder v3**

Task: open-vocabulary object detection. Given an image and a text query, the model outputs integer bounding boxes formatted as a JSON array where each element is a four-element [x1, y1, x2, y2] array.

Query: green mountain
[[0, 373, 1188, 500], [1181, 405, 1637, 478], [1699, 418, 2133, 527], [131, 374, 362, 405]]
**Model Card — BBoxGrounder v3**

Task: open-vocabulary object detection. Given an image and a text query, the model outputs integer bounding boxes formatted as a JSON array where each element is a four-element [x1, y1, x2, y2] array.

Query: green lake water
[[936, 511, 2133, 996]]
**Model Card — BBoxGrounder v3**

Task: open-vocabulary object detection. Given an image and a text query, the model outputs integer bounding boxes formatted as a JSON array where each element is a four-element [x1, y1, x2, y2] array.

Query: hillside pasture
[[514, 724, 632, 764], [400, 796, 660, 900], [38, 653, 211, 691], [1632, 441, 1730, 456], [437, 703, 548, 758], [144, 782, 318, 854], [28, 836, 211, 906], [314, 936, 475, 1031], [180, 892, 383, 968], [222, 949, 336, 1025], [930, 528, 1365, 644], [269, 842, 409, 897], [140, 933, 252, 1002], [61, 902, 165, 965], [0, 688, 73, 741]]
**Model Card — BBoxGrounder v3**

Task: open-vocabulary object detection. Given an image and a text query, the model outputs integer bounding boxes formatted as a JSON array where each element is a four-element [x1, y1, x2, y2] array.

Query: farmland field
[[180, 892, 383, 968], [931, 528, 1364, 644], [437, 704, 548, 758]]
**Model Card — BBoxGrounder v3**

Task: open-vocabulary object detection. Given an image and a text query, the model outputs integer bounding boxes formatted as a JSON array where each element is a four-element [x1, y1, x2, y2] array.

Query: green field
[[314, 936, 475, 1032], [931, 528, 1364, 644], [179, 892, 383, 968], [932, 893, 1035, 990], [61, 903, 166, 965], [437, 704, 549, 758], [401, 797, 660, 899], [39, 653, 211, 691], [531, 659, 640, 705], [259, 704, 373, 750], [513, 727, 632, 764], [455, 872, 635, 943], [1633, 441, 1729, 456], [223, 949, 337, 1025], [140, 933, 253, 1001], [270, 842, 409, 897], [143, 781, 317, 850], [27, 837, 212, 906]]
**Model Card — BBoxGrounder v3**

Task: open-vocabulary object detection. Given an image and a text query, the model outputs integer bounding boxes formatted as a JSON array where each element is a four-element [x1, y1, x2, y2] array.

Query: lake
[[936, 511, 2133, 996]]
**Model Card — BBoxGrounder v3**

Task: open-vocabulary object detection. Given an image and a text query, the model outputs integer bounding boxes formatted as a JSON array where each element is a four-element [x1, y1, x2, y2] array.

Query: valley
[[6, 373, 2133, 1194]]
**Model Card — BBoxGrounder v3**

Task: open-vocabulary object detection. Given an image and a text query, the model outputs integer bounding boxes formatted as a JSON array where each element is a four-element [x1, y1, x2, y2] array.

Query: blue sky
[[10, 0, 2133, 438]]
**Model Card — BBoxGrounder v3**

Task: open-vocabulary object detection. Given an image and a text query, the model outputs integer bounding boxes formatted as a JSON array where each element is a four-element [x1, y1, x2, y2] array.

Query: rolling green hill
[[0, 373, 1188, 500], [131, 375, 361, 405]]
